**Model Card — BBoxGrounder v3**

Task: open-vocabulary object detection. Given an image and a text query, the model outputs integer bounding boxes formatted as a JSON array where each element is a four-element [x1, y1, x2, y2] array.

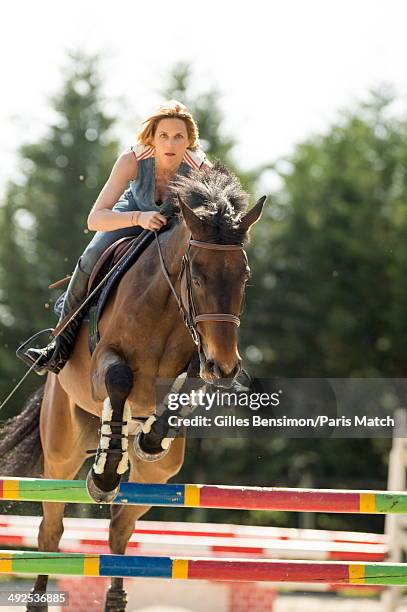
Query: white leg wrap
[[141, 415, 157, 434], [141, 415, 173, 451], [161, 437, 172, 450], [172, 372, 188, 392], [93, 398, 130, 476], [93, 397, 112, 474], [117, 401, 131, 475]]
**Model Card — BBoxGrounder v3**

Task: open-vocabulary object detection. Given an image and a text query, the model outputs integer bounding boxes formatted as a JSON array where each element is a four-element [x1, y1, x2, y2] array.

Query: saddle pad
[[88, 227, 166, 353], [52, 234, 147, 324], [87, 236, 135, 293]]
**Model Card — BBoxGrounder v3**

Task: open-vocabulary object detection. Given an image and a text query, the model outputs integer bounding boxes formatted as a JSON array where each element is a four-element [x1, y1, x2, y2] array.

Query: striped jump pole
[[1, 477, 407, 513], [0, 516, 388, 562], [0, 551, 407, 585], [0, 522, 388, 562], [0, 515, 388, 544]]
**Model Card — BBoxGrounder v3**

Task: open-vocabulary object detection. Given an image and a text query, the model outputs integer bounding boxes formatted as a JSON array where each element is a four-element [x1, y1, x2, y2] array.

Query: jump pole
[[1, 477, 407, 513], [0, 551, 407, 585]]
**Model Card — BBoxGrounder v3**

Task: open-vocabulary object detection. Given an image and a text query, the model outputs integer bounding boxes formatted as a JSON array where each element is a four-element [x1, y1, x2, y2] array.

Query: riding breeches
[[57, 190, 143, 319]]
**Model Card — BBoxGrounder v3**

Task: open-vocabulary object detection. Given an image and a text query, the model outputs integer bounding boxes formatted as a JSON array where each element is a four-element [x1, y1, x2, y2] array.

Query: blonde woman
[[21, 100, 211, 375]]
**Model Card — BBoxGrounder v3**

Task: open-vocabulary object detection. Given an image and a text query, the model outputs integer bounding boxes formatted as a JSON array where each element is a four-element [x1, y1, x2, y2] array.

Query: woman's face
[[153, 118, 191, 171]]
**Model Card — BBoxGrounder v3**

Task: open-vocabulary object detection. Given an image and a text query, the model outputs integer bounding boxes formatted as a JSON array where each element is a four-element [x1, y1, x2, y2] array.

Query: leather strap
[[194, 314, 241, 326], [189, 240, 243, 251], [156, 233, 245, 346]]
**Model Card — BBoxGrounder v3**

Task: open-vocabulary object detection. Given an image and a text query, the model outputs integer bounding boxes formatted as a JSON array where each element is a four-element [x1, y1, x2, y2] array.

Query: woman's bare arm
[[87, 151, 167, 232], [87, 150, 141, 231]]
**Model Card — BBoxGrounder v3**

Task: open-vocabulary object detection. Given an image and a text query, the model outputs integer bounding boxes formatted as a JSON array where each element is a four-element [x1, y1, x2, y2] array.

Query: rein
[[0, 230, 247, 412], [154, 232, 244, 347]]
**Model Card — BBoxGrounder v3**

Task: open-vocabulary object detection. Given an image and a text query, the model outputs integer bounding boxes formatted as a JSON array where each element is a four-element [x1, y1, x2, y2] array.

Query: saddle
[[53, 236, 137, 322], [54, 227, 165, 355]]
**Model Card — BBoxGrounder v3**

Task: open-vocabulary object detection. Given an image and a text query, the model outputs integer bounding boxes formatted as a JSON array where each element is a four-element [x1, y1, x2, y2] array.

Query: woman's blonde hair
[[137, 100, 200, 151]]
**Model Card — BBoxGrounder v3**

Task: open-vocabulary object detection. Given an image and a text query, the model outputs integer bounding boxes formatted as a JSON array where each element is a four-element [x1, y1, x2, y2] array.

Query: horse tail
[[0, 386, 44, 477]]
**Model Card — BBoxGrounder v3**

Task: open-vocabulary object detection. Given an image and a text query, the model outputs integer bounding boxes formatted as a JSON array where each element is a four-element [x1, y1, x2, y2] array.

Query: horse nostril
[[205, 360, 223, 379], [205, 359, 241, 380], [205, 359, 215, 375], [213, 363, 222, 379]]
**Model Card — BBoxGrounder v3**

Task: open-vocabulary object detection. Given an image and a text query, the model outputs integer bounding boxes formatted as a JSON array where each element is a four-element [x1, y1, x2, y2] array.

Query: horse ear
[[238, 196, 267, 233], [177, 194, 206, 237]]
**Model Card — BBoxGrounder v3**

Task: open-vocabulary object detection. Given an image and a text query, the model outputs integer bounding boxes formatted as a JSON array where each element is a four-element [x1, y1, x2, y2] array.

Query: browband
[[189, 240, 243, 251]]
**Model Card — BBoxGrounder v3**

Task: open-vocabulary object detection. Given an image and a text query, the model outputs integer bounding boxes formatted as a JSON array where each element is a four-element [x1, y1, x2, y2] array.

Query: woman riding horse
[[20, 100, 211, 375], [6, 112, 266, 609]]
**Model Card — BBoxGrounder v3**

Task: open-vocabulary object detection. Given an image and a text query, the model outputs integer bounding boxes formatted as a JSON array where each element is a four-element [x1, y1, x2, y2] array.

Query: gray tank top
[[129, 156, 191, 213], [128, 144, 208, 212]]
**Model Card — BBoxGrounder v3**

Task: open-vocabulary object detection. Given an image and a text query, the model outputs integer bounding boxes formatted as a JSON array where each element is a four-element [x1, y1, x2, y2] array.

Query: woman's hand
[[138, 211, 168, 231]]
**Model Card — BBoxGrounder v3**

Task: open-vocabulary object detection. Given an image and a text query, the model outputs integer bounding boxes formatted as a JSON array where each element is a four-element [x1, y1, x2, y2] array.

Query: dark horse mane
[[162, 161, 251, 244]]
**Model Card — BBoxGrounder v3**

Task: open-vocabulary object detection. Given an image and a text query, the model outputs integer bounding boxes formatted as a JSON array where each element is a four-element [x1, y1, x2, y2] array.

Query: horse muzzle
[[200, 356, 242, 388]]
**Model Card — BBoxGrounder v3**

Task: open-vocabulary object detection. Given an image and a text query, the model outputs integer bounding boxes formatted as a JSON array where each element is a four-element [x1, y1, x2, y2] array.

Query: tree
[[233, 90, 406, 531], [163, 62, 262, 193], [243, 90, 404, 378], [0, 51, 119, 412]]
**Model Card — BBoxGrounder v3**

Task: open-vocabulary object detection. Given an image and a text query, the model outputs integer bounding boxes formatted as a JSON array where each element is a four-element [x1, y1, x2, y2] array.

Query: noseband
[[155, 234, 246, 346]]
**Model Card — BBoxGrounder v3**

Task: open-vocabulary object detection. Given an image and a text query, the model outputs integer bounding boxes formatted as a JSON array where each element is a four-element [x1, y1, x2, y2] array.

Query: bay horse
[[0, 163, 265, 611]]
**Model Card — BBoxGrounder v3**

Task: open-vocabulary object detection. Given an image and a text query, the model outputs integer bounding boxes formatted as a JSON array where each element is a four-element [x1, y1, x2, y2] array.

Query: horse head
[[172, 164, 266, 387]]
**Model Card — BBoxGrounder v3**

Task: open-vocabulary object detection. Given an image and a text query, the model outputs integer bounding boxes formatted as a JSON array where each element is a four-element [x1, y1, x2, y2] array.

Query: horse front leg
[[87, 348, 133, 502], [29, 461, 94, 611], [28, 375, 98, 612], [133, 353, 201, 461], [27, 501, 64, 612], [105, 438, 186, 612]]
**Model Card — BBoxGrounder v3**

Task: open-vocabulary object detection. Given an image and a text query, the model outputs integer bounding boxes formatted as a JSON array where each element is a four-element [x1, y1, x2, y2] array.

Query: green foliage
[[0, 52, 119, 412], [243, 90, 407, 378], [163, 62, 261, 193], [225, 91, 406, 529]]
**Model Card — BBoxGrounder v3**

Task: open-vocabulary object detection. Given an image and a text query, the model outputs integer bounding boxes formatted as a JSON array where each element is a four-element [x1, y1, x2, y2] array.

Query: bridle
[[155, 233, 246, 349]]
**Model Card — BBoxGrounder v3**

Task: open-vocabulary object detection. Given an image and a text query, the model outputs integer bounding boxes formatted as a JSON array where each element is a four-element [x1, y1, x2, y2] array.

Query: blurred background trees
[[0, 52, 119, 411], [0, 52, 405, 531]]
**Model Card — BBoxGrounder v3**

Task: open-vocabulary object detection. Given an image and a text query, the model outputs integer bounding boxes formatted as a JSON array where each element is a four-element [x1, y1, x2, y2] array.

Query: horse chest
[[134, 327, 194, 376]]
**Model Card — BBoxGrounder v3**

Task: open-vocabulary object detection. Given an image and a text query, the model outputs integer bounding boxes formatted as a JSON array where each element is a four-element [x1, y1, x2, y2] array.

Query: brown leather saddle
[[53, 227, 164, 354], [87, 236, 135, 294]]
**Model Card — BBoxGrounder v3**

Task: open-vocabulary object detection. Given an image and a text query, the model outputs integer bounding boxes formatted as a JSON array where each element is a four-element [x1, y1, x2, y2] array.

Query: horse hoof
[[104, 586, 127, 612], [133, 431, 171, 462], [85, 470, 119, 503], [27, 605, 47, 612]]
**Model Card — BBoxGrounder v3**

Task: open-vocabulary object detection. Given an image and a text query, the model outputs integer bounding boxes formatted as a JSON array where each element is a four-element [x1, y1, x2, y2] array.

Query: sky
[[2, 0, 407, 197]]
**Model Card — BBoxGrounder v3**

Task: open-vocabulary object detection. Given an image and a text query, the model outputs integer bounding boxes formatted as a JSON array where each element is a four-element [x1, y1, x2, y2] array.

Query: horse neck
[[160, 220, 190, 276], [125, 221, 190, 310], [142, 221, 190, 326]]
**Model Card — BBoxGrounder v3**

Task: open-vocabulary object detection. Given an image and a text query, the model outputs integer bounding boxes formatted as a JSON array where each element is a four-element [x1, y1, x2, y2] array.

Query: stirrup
[[16, 328, 57, 369]]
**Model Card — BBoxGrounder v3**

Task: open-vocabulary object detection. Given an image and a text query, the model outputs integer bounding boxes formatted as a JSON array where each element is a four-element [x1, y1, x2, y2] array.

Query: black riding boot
[[17, 261, 90, 376], [17, 312, 84, 376]]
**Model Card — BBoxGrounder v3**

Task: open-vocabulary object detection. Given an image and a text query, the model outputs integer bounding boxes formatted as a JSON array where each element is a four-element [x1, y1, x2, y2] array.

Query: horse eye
[[192, 276, 201, 287]]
